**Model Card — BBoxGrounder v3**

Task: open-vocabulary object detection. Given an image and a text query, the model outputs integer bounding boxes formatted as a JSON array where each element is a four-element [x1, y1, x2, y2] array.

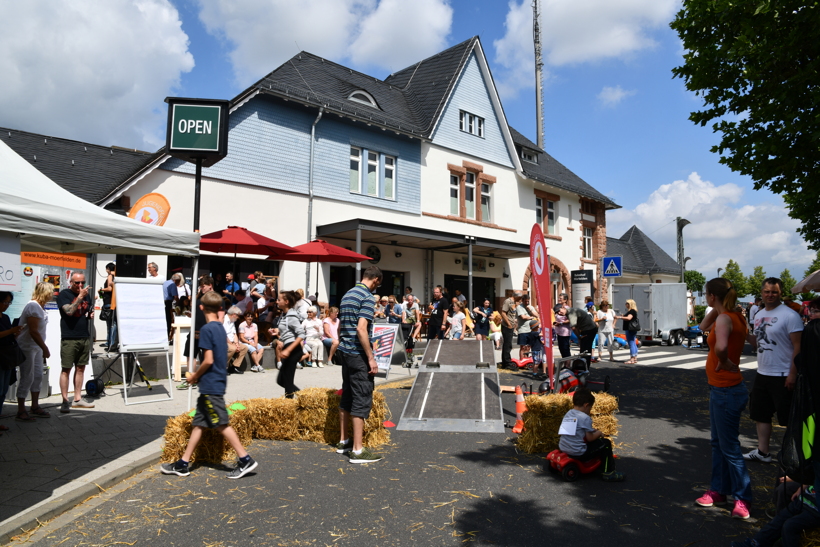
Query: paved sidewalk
[[0, 350, 422, 544]]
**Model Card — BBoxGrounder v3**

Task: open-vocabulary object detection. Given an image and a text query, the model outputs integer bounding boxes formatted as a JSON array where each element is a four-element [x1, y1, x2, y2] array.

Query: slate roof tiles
[[608, 225, 681, 276]]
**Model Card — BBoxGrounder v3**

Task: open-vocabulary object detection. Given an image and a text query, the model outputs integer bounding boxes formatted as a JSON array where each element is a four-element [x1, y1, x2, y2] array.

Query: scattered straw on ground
[[162, 388, 391, 464], [516, 392, 619, 454]]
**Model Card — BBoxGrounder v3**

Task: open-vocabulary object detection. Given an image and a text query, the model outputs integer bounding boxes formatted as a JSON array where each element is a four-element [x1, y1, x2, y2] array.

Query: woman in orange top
[[694, 278, 753, 520]]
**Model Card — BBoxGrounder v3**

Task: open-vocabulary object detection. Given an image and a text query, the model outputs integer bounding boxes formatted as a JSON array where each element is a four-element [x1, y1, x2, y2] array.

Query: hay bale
[[516, 392, 619, 454], [161, 389, 392, 465]]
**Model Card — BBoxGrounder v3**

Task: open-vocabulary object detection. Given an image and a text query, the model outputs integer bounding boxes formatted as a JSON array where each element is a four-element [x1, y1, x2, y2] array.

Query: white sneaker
[[742, 448, 772, 463], [317, 362, 325, 368], [276, 362, 282, 370], [296, 363, 303, 369]]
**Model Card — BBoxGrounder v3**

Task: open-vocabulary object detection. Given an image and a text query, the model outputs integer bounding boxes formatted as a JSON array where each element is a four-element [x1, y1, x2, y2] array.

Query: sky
[[0, 0, 814, 282]]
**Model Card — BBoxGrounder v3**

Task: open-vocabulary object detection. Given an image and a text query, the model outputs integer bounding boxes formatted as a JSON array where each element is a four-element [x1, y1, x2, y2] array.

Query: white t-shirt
[[749, 304, 760, 323], [302, 318, 323, 340], [752, 303, 803, 376], [596, 309, 615, 333], [456, 294, 466, 303], [17, 300, 47, 347], [451, 312, 465, 334], [223, 316, 238, 342], [238, 321, 258, 344]]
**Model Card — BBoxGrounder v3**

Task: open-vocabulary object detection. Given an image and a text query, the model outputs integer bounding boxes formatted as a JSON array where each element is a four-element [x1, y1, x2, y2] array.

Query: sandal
[[15, 413, 36, 422], [30, 408, 51, 418]]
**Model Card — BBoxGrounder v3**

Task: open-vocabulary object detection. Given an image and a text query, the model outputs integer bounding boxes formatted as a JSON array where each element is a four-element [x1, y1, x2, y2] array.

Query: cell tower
[[532, 0, 545, 150]]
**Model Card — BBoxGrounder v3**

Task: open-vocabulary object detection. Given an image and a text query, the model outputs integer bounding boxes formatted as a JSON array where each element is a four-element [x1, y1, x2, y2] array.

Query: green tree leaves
[[684, 270, 706, 294]]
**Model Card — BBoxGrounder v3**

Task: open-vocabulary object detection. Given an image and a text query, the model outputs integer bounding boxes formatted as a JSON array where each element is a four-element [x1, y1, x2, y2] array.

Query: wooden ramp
[[396, 339, 504, 433]]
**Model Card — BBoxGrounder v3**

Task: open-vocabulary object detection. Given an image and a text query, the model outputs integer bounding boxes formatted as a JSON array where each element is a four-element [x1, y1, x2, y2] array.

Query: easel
[[96, 345, 174, 405]]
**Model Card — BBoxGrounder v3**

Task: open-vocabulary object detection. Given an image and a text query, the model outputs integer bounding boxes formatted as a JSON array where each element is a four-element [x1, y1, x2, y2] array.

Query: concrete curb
[[0, 450, 161, 545]]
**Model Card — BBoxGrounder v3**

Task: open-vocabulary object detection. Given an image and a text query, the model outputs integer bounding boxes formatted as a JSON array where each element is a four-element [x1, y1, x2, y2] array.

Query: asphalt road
[[16, 362, 780, 547]]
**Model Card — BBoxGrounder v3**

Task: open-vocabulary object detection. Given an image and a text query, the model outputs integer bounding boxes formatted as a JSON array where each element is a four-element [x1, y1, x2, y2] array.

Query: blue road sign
[[602, 256, 623, 277]]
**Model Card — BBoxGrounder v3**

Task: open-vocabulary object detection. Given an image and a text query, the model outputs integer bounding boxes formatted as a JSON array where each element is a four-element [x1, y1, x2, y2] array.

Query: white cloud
[[493, 0, 678, 98], [597, 85, 637, 107], [0, 0, 194, 150], [607, 172, 814, 277], [197, 0, 453, 85]]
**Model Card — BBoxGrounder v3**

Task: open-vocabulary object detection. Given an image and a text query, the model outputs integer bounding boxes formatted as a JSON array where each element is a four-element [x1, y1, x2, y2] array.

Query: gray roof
[[508, 126, 618, 209], [252, 37, 478, 138], [0, 127, 158, 203], [607, 225, 681, 276]]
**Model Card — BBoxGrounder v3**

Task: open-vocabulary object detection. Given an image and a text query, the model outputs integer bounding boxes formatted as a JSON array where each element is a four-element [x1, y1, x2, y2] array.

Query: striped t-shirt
[[338, 282, 375, 355]]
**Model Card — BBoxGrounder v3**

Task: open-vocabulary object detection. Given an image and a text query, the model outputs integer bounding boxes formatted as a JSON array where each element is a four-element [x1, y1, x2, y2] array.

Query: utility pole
[[532, 0, 545, 150], [676, 217, 691, 283]]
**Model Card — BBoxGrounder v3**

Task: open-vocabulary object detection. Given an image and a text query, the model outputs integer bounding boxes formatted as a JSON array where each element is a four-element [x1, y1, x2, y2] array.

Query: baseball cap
[[585, 301, 594, 308], [247, 274, 255, 280]]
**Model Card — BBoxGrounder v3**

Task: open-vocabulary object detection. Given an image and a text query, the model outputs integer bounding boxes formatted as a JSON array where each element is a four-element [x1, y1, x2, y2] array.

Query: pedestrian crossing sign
[[602, 256, 622, 277]]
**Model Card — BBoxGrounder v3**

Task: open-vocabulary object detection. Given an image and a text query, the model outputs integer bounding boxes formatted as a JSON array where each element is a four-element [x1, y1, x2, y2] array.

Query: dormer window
[[521, 149, 538, 163], [347, 90, 379, 109]]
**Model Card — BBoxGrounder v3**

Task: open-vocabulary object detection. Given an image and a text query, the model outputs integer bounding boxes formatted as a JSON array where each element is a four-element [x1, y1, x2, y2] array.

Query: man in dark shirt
[[566, 307, 598, 357], [427, 286, 448, 340], [57, 272, 95, 413]]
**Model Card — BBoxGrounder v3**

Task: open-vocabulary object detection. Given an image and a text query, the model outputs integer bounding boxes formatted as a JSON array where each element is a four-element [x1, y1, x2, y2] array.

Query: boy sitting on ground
[[161, 290, 259, 479], [558, 388, 625, 482], [731, 484, 820, 547]]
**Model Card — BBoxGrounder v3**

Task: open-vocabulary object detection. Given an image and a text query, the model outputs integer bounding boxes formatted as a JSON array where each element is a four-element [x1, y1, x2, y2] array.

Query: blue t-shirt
[[338, 283, 375, 355], [162, 279, 177, 302], [388, 303, 403, 324], [197, 320, 228, 395]]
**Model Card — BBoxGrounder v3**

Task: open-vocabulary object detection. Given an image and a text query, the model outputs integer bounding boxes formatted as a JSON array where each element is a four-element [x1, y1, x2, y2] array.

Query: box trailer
[[612, 283, 689, 345]]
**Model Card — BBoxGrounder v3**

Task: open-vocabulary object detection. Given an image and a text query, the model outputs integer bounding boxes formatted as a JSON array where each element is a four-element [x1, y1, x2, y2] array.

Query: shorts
[[192, 394, 229, 428], [517, 332, 532, 346], [61, 338, 90, 369], [337, 351, 374, 419], [452, 331, 463, 340], [749, 372, 794, 425], [243, 342, 264, 353]]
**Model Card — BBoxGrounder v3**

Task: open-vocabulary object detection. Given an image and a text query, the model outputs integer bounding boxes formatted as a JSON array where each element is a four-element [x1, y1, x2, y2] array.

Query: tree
[[670, 1, 820, 250], [746, 266, 767, 298], [779, 269, 797, 296], [805, 251, 820, 278], [684, 270, 706, 294], [722, 259, 748, 298]]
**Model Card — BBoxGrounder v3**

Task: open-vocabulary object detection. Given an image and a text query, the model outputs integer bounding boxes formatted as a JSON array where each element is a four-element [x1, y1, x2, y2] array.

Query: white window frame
[[349, 146, 397, 201], [480, 182, 491, 223], [458, 110, 485, 138], [349, 147, 361, 193], [522, 150, 538, 163], [464, 172, 476, 220], [450, 174, 460, 216], [583, 227, 593, 259], [383, 156, 395, 200], [347, 90, 379, 109], [546, 200, 555, 235], [535, 197, 543, 225], [366, 151, 379, 197]]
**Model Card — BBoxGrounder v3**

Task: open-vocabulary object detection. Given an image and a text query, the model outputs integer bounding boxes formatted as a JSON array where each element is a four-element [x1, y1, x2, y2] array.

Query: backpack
[[778, 370, 816, 485]]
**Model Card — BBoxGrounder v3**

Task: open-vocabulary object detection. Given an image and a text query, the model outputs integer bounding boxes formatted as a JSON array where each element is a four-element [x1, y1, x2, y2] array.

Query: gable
[[430, 53, 514, 168]]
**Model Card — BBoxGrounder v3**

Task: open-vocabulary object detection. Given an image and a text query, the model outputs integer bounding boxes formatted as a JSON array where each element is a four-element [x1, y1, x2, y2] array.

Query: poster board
[[371, 324, 406, 379], [114, 277, 169, 352]]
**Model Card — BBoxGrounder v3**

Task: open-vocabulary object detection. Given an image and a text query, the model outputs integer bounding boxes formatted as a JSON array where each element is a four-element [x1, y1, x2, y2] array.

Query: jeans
[[753, 490, 820, 547], [105, 306, 118, 348], [501, 325, 514, 367], [0, 367, 12, 406], [709, 383, 752, 502], [625, 330, 638, 357]]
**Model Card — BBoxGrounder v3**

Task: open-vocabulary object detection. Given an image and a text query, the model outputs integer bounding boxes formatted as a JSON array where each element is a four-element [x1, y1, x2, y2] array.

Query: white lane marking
[[434, 339, 442, 362], [670, 359, 757, 370], [479, 340, 483, 363], [637, 354, 714, 366], [481, 373, 485, 422], [418, 372, 435, 420]]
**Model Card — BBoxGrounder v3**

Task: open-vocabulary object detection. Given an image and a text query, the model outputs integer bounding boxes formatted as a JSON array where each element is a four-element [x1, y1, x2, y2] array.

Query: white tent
[[0, 139, 199, 256]]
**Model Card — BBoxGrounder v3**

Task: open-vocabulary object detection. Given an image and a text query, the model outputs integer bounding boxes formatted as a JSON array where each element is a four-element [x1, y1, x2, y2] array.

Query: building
[[606, 226, 682, 285], [3, 37, 617, 310]]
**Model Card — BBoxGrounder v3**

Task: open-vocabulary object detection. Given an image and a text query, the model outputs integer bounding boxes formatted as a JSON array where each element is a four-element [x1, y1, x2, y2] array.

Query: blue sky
[[0, 0, 814, 281]]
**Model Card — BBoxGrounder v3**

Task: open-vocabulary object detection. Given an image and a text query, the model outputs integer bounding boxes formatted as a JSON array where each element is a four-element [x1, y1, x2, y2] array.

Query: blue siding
[[431, 53, 514, 167], [161, 97, 420, 213]]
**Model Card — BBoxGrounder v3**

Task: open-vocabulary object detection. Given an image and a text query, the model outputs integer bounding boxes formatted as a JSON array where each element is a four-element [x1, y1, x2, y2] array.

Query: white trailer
[[612, 283, 689, 345]]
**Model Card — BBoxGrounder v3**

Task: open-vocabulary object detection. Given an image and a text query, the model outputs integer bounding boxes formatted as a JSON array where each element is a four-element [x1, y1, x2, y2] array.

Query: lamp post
[[676, 217, 691, 283], [717, 267, 723, 277]]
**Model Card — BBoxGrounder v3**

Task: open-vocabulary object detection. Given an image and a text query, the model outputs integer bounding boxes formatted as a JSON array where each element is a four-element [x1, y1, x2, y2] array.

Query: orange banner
[[128, 192, 171, 226], [21, 252, 87, 269]]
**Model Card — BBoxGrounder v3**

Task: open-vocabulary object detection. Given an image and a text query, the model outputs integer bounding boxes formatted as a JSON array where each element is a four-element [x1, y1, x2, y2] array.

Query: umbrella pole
[[315, 261, 319, 300]]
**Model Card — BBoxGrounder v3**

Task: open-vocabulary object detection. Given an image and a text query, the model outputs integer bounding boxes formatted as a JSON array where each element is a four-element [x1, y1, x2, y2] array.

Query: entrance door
[[380, 271, 405, 299], [329, 266, 357, 307], [444, 275, 496, 309]]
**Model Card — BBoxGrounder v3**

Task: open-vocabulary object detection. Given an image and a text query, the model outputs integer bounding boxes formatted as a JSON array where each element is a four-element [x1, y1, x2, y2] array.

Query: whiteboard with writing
[[114, 277, 168, 352]]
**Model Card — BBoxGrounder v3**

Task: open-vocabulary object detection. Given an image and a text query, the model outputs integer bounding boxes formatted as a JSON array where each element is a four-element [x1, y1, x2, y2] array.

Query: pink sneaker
[[732, 499, 750, 519], [696, 490, 727, 507]]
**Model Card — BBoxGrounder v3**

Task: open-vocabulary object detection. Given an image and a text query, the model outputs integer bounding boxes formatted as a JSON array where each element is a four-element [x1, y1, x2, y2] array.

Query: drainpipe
[[305, 107, 324, 296]]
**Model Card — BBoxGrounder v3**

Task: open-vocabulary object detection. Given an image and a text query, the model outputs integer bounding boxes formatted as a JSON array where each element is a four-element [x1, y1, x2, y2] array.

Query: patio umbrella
[[200, 225, 297, 280], [792, 269, 820, 294], [275, 239, 371, 298]]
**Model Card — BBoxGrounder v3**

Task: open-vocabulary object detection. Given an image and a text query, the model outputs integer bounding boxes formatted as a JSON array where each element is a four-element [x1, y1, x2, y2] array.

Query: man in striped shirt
[[336, 266, 383, 464]]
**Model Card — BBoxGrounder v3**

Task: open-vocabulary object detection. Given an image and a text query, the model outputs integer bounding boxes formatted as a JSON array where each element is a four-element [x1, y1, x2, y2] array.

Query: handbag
[[0, 343, 25, 370], [628, 315, 641, 332], [99, 307, 113, 322]]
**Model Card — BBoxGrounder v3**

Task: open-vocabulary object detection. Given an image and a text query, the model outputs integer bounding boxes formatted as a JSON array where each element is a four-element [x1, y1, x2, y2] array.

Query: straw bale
[[805, 529, 820, 546], [516, 392, 620, 454], [161, 388, 391, 465]]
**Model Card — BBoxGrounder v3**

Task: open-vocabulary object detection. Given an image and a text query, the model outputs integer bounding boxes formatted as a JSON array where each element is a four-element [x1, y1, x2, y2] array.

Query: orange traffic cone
[[512, 385, 527, 434]]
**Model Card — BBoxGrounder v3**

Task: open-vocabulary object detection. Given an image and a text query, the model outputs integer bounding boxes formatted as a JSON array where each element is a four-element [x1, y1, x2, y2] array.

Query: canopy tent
[[0, 140, 199, 256]]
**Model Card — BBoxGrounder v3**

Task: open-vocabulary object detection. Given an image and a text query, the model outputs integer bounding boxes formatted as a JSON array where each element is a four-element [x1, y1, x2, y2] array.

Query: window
[[535, 197, 543, 225], [582, 200, 596, 215], [349, 147, 361, 193], [522, 150, 538, 163], [347, 90, 378, 108], [459, 110, 484, 137], [450, 175, 460, 215], [536, 198, 555, 234], [349, 146, 396, 200], [583, 227, 593, 259], [546, 200, 555, 234], [464, 172, 476, 219], [481, 183, 491, 223]]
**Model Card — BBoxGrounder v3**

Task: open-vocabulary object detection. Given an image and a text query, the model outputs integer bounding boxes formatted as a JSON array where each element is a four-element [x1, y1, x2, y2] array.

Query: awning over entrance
[[316, 219, 531, 260]]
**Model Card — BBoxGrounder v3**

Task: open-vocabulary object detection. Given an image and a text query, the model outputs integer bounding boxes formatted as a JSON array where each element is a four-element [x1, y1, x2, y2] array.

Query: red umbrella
[[200, 226, 295, 257], [276, 239, 372, 298]]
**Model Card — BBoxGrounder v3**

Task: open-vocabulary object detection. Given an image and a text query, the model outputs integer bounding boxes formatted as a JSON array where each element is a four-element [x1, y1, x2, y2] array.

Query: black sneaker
[[227, 456, 258, 479], [348, 447, 383, 464], [160, 461, 190, 477], [335, 438, 353, 454]]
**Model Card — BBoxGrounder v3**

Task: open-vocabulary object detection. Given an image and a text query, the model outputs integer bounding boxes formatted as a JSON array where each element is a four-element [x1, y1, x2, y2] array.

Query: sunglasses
[[72, 281, 86, 286]]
